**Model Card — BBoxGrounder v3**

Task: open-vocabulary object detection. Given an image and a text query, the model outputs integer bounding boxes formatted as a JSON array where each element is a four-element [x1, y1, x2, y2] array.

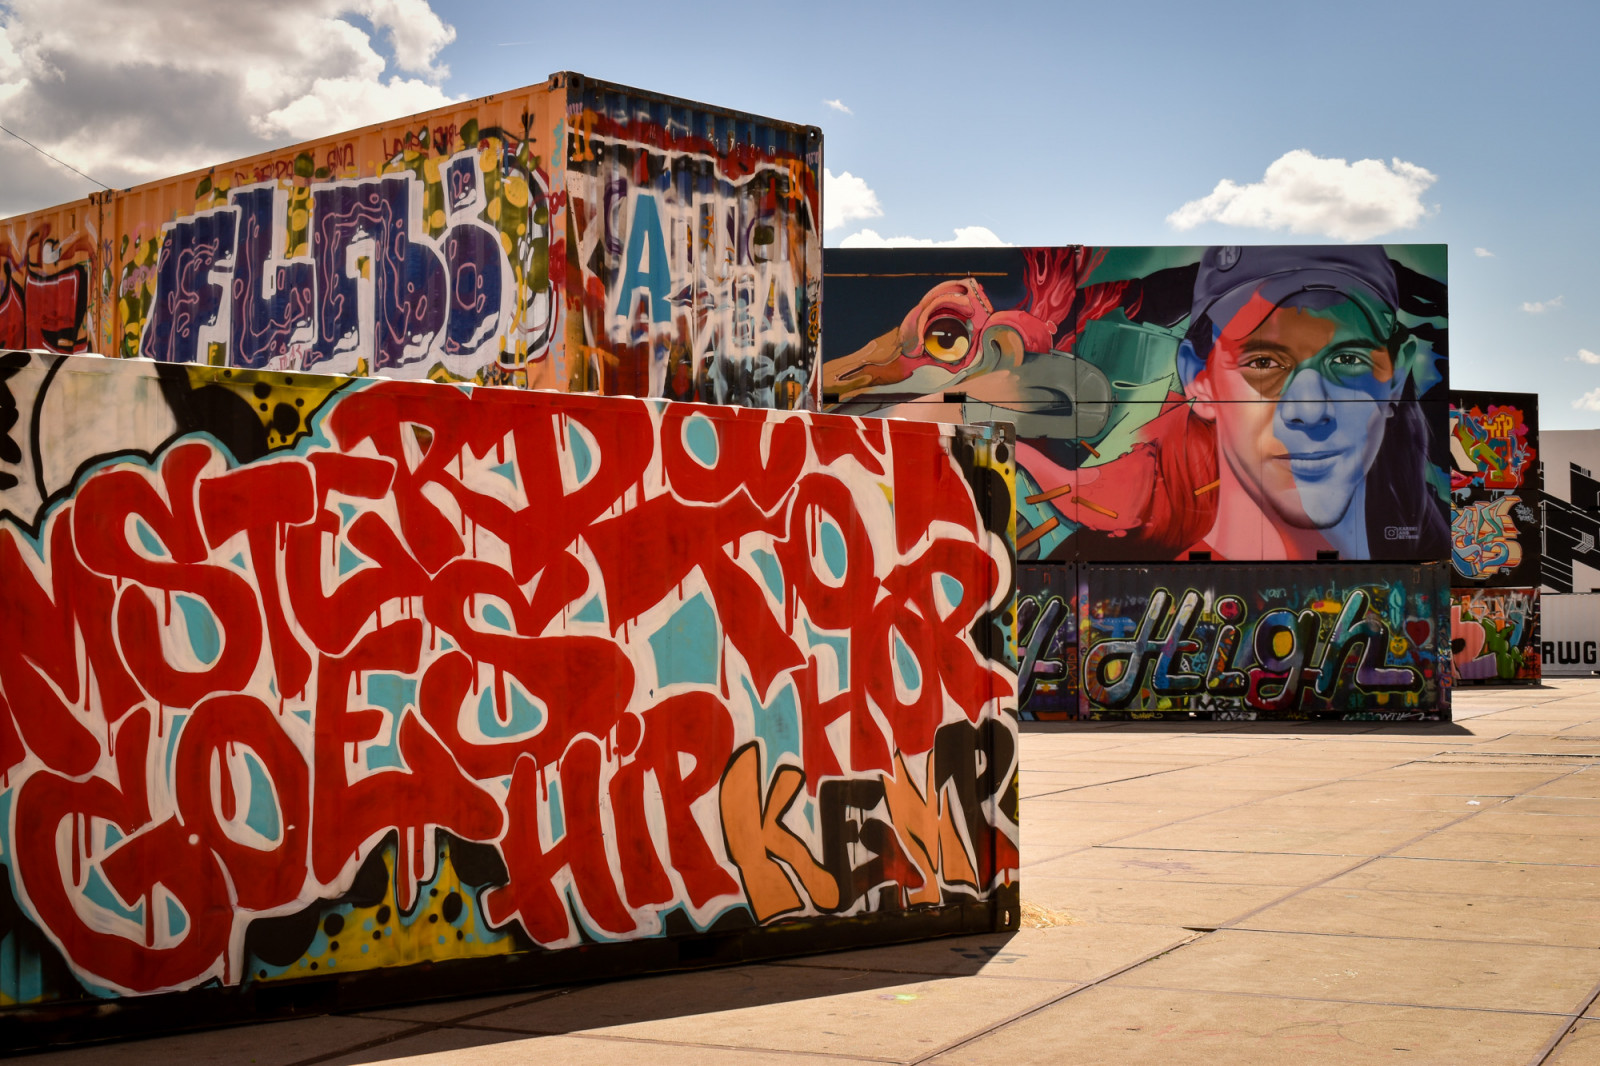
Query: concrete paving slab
[[924, 985, 1560, 1066], [1393, 828, 1600, 865], [329, 1030, 886, 1066], [26, 1015, 416, 1065], [769, 924, 1197, 984], [349, 990, 566, 1024], [451, 965, 1080, 1061], [1021, 874, 1292, 927], [1502, 794, 1600, 817], [1028, 847, 1360, 888], [1236, 885, 1600, 946], [1257, 781, 1518, 810], [1107, 822, 1436, 856], [1109, 927, 1600, 1013], [1528, 768, 1600, 799], [1322, 856, 1600, 898]]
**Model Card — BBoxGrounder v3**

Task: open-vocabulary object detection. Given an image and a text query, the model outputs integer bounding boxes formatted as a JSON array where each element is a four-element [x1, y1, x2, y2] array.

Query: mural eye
[[923, 317, 971, 363]]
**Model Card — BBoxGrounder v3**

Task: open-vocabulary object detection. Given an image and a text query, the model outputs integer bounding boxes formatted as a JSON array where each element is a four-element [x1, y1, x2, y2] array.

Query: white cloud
[[1166, 149, 1437, 242], [1579, 349, 1600, 365], [1474, 247, 1494, 257], [823, 99, 852, 114], [824, 168, 882, 231], [0, 0, 457, 213], [1522, 295, 1564, 314], [838, 226, 1010, 249], [1574, 388, 1600, 412]]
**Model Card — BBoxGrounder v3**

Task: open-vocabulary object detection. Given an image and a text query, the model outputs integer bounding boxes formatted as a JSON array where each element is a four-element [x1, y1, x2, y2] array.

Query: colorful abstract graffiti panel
[[0, 353, 1015, 1014], [0, 203, 96, 356], [565, 86, 820, 409], [12, 76, 822, 411], [1451, 587, 1540, 684], [1016, 564, 1078, 720], [823, 246, 1450, 564], [1077, 563, 1450, 720], [1449, 391, 1540, 588]]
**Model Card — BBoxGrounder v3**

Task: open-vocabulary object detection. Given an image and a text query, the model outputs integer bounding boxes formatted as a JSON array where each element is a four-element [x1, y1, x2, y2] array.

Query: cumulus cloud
[[823, 99, 852, 114], [839, 226, 1010, 249], [1167, 149, 1437, 242], [1474, 247, 1494, 257], [824, 168, 882, 231], [0, 0, 457, 215], [1574, 388, 1600, 412], [1578, 349, 1600, 365], [1522, 296, 1564, 314]]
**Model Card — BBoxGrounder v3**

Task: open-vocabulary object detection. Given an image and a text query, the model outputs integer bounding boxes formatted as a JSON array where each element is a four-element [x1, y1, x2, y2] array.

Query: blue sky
[[2, 0, 1596, 423]]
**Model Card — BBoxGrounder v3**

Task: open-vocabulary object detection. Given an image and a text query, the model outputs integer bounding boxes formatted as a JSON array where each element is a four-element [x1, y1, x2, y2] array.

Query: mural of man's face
[[1190, 292, 1404, 531]]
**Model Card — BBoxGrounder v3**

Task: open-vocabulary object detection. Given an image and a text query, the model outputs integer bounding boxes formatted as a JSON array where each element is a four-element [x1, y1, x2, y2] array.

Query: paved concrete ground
[[25, 682, 1600, 1065]]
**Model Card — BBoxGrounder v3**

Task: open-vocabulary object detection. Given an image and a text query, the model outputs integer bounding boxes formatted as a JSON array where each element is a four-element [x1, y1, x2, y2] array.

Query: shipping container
[[1075, 562, 1451, 720], [1452, 587, 1540, 683], [0, 352, 1015, 1050], [823, 245, 1451, 566], [0, 72, 822, 409], [1539, 593, 1600, 676]]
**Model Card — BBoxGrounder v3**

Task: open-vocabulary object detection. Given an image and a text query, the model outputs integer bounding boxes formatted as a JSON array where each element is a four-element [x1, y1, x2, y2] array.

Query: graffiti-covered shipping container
[[823, 245, 1450, 565], [1016, 564, 1078, 718], [1075, 563, 1450, 720], [2, 72, 822, 409], [1451, 587, 1540, 683], [0, 353, 1017, 1050], [1449, 391, 1540, 588], [1447, 390, 1540, 684]]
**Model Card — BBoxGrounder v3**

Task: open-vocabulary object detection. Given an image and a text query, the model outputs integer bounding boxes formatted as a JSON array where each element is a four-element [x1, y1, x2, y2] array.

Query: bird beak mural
[[823, 277, 1113, 441]]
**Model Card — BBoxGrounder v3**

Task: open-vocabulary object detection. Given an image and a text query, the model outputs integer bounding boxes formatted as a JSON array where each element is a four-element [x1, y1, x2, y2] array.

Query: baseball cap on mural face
[[1191, 245, 1400, 341]]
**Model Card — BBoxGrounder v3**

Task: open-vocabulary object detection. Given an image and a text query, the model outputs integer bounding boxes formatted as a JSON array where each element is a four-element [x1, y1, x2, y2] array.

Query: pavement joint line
[[1101, 981, 1587, 1019], [1191, 923, 1600, 952], [759, 960, 1100, 985], [280, 1022, 442, 1066], [448, 1023, 908, 1062], [283, 988, 576, 1066], [901, 933, 1206, 1066], [1528, 976, 1600, 1066]]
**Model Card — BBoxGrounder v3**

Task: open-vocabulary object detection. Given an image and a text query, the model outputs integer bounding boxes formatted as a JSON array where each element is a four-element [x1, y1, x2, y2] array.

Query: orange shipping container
[[0, 72, 823, 409]]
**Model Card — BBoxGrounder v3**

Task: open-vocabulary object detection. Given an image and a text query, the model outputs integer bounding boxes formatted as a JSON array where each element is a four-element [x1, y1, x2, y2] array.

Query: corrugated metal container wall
[[0, 195, 101, 354], [0, 351, 1013, 1049], [101, 84, 562, 381], [557, 73, 821, 408], [1, 73, 822, 409], [1077, 562, 1451, 720], [1540, 593, 1600, 676]]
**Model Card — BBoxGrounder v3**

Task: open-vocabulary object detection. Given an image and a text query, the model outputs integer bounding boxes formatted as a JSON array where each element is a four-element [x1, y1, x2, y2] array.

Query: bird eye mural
[[0, 352, 1014, 1045], [824, 245, 1450, 564]]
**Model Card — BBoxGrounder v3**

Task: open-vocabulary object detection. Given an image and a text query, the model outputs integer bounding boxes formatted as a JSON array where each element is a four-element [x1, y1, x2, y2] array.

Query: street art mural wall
[[0, 353, 1014, 1039], [1446, 391, 1539, 685], [1016, 565, 1078, 720], [3, 72, 821, 412], [1449, 391, 1539, 587], [1076, 564, 1450, 720], [1451, 587, 1539, 684], [824, 245, 1450, 564]]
